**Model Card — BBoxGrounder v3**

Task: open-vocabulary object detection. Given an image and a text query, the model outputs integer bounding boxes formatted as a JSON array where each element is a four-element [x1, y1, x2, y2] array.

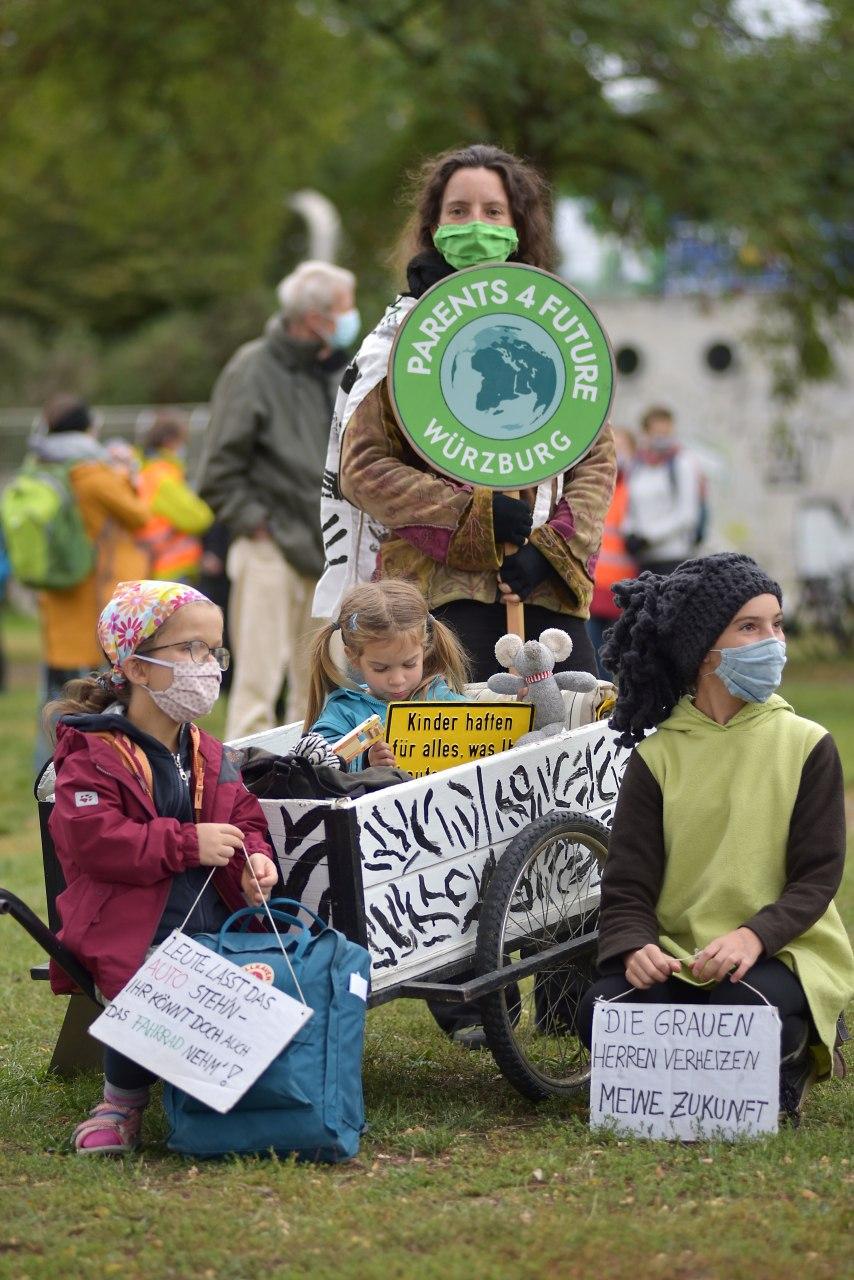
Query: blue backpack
[[162, 899, 371, 1162]]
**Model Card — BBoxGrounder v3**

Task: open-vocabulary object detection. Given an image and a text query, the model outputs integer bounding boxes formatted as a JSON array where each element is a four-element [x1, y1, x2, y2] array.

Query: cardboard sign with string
[[89, 853, 313, 1114], [388, 263, 615, 639], [589, 983, 780, 1140]]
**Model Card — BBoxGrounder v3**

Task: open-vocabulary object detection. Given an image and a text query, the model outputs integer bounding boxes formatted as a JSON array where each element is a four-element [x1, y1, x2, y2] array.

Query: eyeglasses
[[141, 640, 231, 671]]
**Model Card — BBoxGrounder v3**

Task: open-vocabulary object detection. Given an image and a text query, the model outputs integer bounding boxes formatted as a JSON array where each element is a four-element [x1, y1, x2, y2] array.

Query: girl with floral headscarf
[[47, 580, 278, 1154]]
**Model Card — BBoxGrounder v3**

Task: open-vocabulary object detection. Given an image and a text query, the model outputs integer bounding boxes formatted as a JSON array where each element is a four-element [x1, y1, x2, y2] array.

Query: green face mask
[[433, 221, 519, 271]]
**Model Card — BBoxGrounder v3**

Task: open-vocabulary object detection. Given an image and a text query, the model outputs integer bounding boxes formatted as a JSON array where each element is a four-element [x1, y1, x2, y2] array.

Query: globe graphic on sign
[[440, 314, 566, 440]]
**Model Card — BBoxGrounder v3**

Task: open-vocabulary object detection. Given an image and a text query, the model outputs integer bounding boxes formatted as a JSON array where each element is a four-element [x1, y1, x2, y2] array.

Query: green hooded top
[[600, 694, 853, 1076]]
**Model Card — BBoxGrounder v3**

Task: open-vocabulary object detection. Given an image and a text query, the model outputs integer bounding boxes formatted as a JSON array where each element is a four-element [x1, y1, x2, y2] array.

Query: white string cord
[[175, 848, 308, 1007], [599, 979, 773, 1007], [737, 979, 773, 1008], [240, 847, 308, 1007], [177, 867, 217, 932]]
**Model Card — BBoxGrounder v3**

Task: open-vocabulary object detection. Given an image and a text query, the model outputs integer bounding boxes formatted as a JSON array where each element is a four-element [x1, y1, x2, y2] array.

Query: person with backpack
[[5, 396, 151, 764], [623, 406, 707, 577], [46, 579, 278, 1153]]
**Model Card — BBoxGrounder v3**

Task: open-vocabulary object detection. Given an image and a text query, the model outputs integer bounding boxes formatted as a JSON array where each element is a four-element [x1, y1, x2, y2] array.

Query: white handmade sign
[[89, 931, 313, 1114], [590, 1000, 780, 1140]]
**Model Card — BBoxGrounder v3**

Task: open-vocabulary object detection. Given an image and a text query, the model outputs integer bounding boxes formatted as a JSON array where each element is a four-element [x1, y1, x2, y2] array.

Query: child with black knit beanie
[[579, 552, 853, 1124]]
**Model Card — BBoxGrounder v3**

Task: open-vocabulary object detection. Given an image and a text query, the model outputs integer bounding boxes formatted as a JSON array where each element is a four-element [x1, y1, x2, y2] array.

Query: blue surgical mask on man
[[331, 307, 361, 350], [709, 637, 787, 703]]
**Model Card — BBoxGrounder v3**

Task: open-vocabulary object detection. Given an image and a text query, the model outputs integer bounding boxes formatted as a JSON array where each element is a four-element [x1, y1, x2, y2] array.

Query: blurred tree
[[0, 0, 849, 392], [0, 0, 373, 332], [320, 0, 853, 386]]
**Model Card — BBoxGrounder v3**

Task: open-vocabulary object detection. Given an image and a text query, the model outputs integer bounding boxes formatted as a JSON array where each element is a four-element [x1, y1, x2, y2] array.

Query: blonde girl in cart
[[306, 579, 469, 770]]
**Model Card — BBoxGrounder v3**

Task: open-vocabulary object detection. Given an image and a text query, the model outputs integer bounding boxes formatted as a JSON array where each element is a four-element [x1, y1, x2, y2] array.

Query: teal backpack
[[0, 457, 94, 589], [163, 899, 371, 1162]]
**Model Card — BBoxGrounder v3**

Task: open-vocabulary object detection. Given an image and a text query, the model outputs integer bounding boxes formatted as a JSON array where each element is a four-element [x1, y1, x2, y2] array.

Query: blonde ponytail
[[304, 623, 351, 731], [45, 673, 131, 742], [418, 616, 469, 696]]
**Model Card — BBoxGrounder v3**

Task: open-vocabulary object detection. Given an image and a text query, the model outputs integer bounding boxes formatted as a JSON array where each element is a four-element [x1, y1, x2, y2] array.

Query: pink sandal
[[73, 1101, 144, 1154]]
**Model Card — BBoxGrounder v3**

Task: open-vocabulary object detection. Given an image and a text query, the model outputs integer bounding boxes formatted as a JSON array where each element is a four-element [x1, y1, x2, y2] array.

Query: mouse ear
[[538, 628, 573, 662], [495, 633, 523, 668]]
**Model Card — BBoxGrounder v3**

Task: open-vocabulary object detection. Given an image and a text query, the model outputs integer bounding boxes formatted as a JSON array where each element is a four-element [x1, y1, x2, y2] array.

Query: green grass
[[0, 610, 851, 1280]]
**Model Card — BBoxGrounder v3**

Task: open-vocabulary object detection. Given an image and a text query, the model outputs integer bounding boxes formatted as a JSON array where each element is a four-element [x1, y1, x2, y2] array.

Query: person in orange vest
[[31, 395, 151, 768], [588, 428, 638, 680], [136, 412, 214, 582]]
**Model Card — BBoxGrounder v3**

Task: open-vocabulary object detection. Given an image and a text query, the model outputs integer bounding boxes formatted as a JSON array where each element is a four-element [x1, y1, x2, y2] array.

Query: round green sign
[[388, 263, 614, 489]]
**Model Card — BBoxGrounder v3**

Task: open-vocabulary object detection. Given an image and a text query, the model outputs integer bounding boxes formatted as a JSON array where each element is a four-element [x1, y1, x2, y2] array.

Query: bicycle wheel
[[474, 810, 609, 1101]]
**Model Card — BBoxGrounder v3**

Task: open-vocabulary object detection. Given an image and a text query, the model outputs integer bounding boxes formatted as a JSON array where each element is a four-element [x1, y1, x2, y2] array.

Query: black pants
[[103, 1046, 157, 1091], [578, 959, 810, 1060], [432, 600, 597, 684]]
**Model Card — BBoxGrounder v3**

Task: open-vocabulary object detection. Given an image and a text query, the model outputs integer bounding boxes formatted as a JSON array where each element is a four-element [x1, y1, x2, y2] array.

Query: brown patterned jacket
[[339, 377, 616, 617]]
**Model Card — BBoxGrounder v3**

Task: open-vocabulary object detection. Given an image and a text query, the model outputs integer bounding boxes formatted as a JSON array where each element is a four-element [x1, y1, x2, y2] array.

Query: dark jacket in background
[[196, 317, 345, 579]]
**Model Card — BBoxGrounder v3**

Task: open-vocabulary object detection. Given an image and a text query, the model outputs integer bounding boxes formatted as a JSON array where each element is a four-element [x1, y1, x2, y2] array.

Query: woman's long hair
[[397, 143, 555, 274], [304, 580, 470, 731]]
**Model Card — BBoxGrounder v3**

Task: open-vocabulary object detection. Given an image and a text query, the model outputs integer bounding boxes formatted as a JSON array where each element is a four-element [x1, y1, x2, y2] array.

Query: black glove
[[499, 544, 553, 600], [492, 493, 533, 547], [624, 533, 650, 558]]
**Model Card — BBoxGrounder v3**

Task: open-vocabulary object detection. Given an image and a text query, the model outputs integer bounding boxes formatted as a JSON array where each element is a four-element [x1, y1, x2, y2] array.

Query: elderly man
[[198, 260, 358, 739]]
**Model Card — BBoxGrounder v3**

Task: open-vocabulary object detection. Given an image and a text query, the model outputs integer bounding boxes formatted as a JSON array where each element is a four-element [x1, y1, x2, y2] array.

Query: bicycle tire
[[474, 810, 609, 1101]]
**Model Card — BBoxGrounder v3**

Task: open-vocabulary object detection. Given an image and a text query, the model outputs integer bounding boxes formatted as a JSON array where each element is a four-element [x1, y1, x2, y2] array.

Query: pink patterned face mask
[[135, 655, 222, 722]]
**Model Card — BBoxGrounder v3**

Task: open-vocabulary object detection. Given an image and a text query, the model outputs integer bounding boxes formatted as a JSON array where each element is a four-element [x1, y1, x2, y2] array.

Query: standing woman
[[579, 554, 854, 1122], [314, 144, 616, 681]]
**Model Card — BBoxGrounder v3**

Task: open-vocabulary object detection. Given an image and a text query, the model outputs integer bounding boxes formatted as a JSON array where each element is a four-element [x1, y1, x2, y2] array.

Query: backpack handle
[[232, 897, 328, 935], [267, 897, 329, 931], [216, 904, 311, 960]]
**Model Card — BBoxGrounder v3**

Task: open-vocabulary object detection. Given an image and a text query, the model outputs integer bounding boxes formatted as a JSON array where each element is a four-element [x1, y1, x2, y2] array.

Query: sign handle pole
[[502, 489, 525, 641]]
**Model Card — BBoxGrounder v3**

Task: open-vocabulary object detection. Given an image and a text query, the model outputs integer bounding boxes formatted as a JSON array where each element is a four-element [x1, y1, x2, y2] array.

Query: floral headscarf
[[98, 580, 211, 685]]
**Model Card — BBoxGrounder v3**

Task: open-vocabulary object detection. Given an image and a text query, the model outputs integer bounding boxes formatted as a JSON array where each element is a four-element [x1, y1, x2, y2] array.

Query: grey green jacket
[[197, 316, 343, 578]]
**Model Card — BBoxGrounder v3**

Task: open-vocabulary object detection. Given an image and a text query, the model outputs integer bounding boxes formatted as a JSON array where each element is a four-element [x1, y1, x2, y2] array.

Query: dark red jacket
[[49, 721, 271, 999]]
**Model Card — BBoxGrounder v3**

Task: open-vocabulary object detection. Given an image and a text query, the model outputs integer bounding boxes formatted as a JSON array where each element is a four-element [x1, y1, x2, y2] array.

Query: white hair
[[276, 260, 355, 321]]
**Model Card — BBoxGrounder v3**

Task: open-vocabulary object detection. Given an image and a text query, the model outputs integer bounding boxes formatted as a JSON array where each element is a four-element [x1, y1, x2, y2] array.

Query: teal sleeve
[[424, 678, 468, 702], [310, 698, 362, 747]]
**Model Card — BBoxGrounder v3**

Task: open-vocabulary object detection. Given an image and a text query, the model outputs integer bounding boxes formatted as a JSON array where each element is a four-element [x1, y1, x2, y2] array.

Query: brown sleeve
[[742, 733, 847, 956], [597, 750, 665, 966], [339, 381, 501, 572]]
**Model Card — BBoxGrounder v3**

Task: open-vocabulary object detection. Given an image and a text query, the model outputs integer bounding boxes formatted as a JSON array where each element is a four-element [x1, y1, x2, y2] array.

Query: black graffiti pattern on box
[[262, 802, 334, 927], [262, 726, 629, 985]]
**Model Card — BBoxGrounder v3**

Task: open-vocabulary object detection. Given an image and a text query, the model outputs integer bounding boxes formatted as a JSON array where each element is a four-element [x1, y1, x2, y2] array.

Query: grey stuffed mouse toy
[[487, 629, 597, 744]]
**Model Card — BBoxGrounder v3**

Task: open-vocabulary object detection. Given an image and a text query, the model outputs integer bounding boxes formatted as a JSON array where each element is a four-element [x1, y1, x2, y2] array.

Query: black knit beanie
[[600, 553, 782, 747]]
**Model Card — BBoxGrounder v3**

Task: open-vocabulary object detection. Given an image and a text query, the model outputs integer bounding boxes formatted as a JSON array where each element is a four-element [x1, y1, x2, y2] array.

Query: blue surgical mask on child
[[708, 637, 787, 702]]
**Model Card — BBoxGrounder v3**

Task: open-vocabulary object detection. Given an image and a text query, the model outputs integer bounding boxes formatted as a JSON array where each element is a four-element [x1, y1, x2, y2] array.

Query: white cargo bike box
[[233, 706, 631, 1102]]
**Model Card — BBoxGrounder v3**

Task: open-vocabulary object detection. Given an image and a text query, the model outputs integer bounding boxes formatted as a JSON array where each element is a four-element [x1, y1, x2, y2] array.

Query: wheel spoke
[[477, 816, 609, 1096]]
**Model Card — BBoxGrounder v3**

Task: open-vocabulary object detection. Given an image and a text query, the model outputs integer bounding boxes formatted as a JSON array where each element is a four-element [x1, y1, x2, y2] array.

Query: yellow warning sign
[[385, 701, 535, 778]]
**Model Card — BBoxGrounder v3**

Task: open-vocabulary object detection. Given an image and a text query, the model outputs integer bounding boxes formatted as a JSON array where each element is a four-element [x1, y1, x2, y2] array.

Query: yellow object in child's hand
[[332, 715, 385, 764]]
